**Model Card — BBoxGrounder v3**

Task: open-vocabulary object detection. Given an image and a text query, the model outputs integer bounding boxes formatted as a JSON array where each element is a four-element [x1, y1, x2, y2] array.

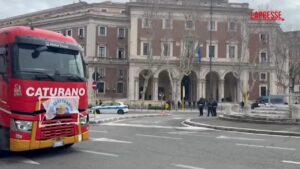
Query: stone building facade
[[0, 0, 289, 103]]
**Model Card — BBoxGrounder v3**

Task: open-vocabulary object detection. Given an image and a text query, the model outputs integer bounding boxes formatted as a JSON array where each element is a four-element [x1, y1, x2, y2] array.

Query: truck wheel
[[117, 110, 124, 114]]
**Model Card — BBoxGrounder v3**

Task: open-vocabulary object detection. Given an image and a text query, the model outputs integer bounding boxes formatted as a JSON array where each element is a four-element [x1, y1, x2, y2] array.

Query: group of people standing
[[197, 98, 218, 117]]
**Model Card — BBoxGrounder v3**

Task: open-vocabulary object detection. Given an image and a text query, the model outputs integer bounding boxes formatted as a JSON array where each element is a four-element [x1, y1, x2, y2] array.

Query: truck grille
[[39, 118, 75, 140]]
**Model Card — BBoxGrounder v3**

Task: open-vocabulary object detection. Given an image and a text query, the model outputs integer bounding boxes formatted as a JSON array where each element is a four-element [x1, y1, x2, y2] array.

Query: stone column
[[237, 81, 242, 102], [153, 78, 158, 101], [202, 79, 206, 98], [128, 67, 134, 100], [219, 79, 224, 102], [197, 79, 202, 100], [134, 77, 139, 100], [86, 20, 96, 58]]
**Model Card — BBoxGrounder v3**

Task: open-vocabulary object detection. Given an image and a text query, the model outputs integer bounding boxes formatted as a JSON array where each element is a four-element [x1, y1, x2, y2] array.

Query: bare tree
[[268, 27, 289, 94], [228, 14, 260, 104], [139, 1, 172, 101], [166, 5, 202, 109]]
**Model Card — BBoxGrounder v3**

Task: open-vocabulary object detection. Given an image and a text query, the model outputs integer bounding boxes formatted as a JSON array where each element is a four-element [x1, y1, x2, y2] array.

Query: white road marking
[[216, 135, 265, 141], [172, 164, 205, 169], [101, 123, 213, 132], [89, 130, 108, 133], [5, 157, 40, 165], [21, 159, 40, 165], [100, 123, 174, 129], [282, 160, 300, 165], [175, 126, 213, 131], [236, 143, 296, 151], [90, 137, 132, 144], [167, 131, 214, 138], [136, 134, 182, 140], [77, 150, 119, 157], [225, 130, 300, 139], [168, 131, 199, 134]]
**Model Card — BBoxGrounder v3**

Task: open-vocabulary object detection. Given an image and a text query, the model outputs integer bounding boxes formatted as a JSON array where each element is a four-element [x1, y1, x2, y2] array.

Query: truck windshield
[[14, 44, 85, 82]]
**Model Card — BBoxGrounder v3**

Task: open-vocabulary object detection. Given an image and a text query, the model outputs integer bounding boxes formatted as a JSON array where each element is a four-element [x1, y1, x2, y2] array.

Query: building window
[[260, 52, 267, 63], [260, 85, 267, 97], [228, 22, 236, 31], [208, 21, 217, 31], [99, 68, 106, 77], [78, 27, 85, 38], [209, 45, 215, 58], [66, 29, 72, 36], [118, 69, 124, 80], [98, 26, 107, 36], [260, 34, 268, 43], [118, 28, 126, 39], [117, 82, 124, 93], [143, 18, 150, 28], [93, 68, 105, 81], [97, 82, 105, 94], [98, 46, 106, 58], [229, 45, 236, 58], [163, 18, 172, 29], [117, 48, 125, 59], [142, 42, 150, 56], [185, 20, 194, 30], [260, 72, 267, 81], [162, 42, 170, 57]]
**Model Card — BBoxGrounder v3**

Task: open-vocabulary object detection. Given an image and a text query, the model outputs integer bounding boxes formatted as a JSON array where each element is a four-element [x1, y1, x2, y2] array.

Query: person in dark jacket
[[212, 99, 218, 116], [207, 98, 213, 117], [197, 98, 205, 116]]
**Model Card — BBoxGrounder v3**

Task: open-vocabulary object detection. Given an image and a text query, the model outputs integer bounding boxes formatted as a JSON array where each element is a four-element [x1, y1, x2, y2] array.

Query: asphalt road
[[1, 113, 300, 169]]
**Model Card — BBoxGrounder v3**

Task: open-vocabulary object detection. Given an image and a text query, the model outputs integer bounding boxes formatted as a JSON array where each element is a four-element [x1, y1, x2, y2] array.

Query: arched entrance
[[224, 72, 239, 102], [139, 70, 153, 100], [158, 70, 172, 100], [181, 71, 197, 104], [205, 72, 219, 100]]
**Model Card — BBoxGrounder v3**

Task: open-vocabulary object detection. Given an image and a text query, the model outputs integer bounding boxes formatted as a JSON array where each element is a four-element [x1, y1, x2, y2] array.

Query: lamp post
[[209, 0, 213, 99]]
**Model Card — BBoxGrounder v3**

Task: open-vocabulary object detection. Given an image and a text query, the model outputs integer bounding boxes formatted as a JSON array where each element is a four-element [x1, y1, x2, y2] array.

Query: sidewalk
[[184, 117, 300, 136]]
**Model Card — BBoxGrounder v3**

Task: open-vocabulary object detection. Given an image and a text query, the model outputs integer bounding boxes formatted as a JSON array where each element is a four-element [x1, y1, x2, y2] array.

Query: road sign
[[92, 81, 97, 90]]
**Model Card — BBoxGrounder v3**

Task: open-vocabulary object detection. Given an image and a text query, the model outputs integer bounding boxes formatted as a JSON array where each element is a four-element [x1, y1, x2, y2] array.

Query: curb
[[219, 114, 300, 125], [183, 118, 300, 136], [89, 114, 170, 124]]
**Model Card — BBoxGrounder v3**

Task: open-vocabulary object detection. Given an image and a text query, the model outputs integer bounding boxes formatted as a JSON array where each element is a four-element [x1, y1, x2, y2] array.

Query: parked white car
[[90, 102, 129, 114]]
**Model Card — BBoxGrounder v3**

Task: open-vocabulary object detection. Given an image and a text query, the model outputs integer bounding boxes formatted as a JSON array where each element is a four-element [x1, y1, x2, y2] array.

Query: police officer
[[197, 98, 205, 116], [212, 99, 218, 116], [207, 98, 213, 117]]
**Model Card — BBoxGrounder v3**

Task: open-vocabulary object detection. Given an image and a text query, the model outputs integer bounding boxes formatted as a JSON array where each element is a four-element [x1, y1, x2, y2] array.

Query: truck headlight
[[80, 115, 88, 125], [13, 120, 33, 133]]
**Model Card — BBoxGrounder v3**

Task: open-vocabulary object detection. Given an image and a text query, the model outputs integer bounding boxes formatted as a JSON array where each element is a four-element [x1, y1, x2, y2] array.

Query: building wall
[[0, 0, 290, 103]]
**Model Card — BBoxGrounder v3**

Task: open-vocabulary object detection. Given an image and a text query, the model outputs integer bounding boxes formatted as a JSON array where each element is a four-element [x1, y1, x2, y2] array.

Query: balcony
[[88, 57, 128, 65]]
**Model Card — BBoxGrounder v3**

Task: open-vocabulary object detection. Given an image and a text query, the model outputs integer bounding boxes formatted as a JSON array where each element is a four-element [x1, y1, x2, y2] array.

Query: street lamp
[[209, 0, 213, 99]]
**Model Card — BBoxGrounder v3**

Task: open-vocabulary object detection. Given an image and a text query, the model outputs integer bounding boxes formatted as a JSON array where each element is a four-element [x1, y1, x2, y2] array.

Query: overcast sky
[[0, 0, 299, 31]]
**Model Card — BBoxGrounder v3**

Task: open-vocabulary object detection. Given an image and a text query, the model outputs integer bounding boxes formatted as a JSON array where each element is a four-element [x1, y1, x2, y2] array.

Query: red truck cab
[[0, 26, 89, 153]]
